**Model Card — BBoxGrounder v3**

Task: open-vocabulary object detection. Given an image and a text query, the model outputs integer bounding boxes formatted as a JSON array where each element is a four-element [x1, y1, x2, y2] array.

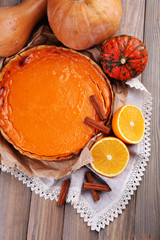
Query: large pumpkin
[[101, 35, 148, 81], [47, 0, 122, 50]]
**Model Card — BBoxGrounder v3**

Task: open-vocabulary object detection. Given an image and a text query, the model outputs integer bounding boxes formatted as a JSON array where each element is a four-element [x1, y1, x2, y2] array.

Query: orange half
[[112, 104, 145, 144], [90, 137, 130, 177]]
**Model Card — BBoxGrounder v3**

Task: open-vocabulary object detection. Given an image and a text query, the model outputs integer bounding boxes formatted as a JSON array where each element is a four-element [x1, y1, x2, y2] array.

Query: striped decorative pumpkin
[[101, 35, 148, 81]]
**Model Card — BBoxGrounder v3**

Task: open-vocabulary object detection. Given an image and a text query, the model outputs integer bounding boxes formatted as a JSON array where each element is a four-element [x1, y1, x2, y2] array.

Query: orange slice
[[90, 137, 130, 177], [112, 104, 145, 144]]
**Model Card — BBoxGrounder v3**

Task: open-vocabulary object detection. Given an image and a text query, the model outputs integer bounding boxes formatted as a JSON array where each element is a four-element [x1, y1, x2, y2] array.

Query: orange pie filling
[[0, 46, 113, 160]]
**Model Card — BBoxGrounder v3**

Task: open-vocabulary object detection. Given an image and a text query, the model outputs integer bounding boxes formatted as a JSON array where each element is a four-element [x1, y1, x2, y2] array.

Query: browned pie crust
[[0, 45, 113, 161]]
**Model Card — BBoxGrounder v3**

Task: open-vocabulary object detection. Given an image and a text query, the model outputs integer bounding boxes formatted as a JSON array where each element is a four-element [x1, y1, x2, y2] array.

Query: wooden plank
[[27, 192, 64, 240], [134, 0, 160, 239], [99, 0, 146, 239], [116, 0, 145, 40], [63, 204, 99, 240], [0, 0, 21, 7], [0, 171, 31, 240], [99, 196, 136, 240]]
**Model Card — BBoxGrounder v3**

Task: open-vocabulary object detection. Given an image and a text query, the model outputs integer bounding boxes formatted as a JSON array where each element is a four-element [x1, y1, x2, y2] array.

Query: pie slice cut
[[0, 46, 113, 161]]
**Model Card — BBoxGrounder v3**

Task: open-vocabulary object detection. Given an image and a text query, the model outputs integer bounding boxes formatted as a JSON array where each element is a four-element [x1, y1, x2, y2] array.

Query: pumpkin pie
[[0, 46, 113, 160]]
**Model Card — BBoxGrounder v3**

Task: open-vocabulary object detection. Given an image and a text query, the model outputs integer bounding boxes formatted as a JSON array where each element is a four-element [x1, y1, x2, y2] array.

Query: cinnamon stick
[[84, 117, 110, 135], [86, 172, 100, 202], [90, 95, 106, 121], [57, 179, 70, 206], [83, 182, 111, 192]]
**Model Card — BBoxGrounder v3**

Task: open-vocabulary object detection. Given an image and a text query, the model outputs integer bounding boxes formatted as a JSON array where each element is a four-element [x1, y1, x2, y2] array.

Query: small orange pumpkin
[[101, 35, 148, 81], [47, 0, 122, 50]]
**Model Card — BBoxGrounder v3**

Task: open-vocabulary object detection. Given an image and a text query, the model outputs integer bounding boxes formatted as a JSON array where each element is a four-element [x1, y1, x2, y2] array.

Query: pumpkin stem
[[120, 58, 126, 65]]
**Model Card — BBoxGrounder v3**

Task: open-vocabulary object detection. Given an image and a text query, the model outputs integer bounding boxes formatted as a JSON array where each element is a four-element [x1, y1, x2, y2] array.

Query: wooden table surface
[[0, 0, 160, 239]]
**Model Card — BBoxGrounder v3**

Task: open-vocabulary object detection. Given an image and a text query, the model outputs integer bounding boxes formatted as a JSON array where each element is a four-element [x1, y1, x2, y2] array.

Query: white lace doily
[[0, 78, 152, 232]]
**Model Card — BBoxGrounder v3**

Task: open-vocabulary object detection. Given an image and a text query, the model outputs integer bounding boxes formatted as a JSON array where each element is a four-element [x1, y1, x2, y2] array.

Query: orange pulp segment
[[112, 104, 145, 144], [90, 137, 130, 177]]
